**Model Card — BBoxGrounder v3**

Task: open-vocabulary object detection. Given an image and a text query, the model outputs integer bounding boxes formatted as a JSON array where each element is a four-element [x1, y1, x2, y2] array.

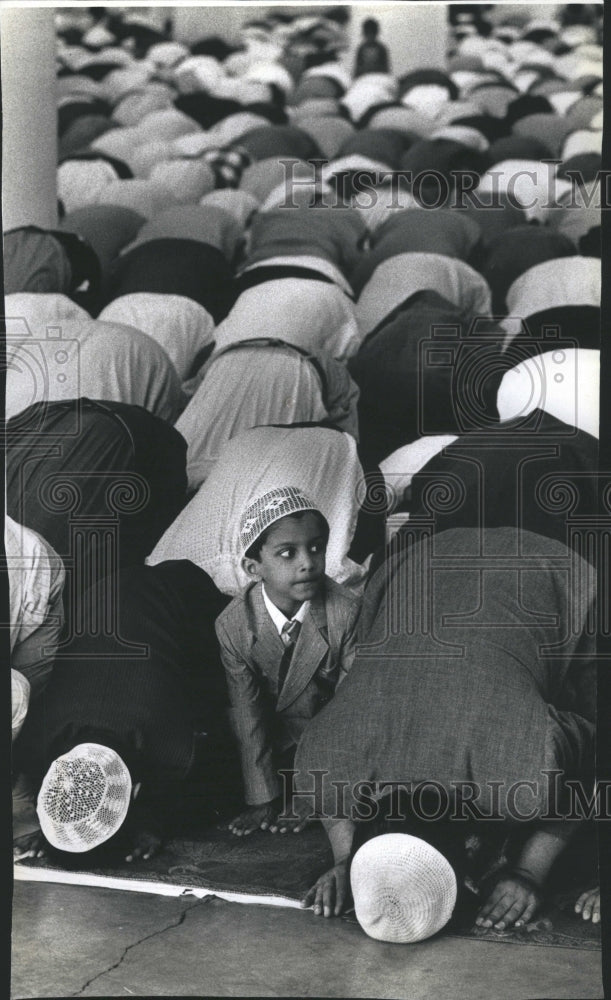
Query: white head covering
[[136, 107, 199, 142], [429, 125, 489, 151], [57, 159, 119, 214], [4, 293, 90, 334], [172, 55, 225, 95], [214, 278, 360, 362], [176, 345, 331, 491], [357, 253, 492, 337], [506, 256, 601, 317], [351, 834, 457, 944], [402, 84, 451, 117], [37, 743, 132, 853], [200, 189, 260, 228], [12, 670, 31, 741], [147, 41, 189, 69], [148, 160, 215, 203], [476, 160, 573, 222], [99, 293, 215, 382], [379, 435, 459, 509], [496, 348, 599, 438], [126, 141, 176, 179], [6, 318, 186, 424], [208, 112, 271, 147], [239, 486, 319, 554], [147, 425, 367, 596], [94, 179, 178, 219], [561, 129, 602, 160], [341, 74, 398, 123]]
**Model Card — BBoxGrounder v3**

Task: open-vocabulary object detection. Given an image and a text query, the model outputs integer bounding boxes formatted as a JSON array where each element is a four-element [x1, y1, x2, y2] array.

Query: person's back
[[355, 18, 390, 77]]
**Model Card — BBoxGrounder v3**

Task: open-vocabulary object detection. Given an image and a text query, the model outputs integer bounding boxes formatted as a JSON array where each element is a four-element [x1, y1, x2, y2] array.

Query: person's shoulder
[[216, 583, 258, 631], [320, 575, 361, 618]]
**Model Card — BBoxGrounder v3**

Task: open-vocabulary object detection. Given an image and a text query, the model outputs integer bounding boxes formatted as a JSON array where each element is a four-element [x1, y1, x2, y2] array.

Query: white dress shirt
[[262, 584, 310, 636]]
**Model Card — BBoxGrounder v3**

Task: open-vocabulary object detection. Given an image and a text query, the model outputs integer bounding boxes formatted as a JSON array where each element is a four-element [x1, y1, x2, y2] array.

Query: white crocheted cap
[[240, 486, 321, 556], [37, 743, 132, 853], [351, 834, 457, 944]]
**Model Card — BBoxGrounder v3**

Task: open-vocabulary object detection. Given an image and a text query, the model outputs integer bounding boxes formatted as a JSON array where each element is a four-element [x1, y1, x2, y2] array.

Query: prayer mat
[[14, 823, 600, 950]]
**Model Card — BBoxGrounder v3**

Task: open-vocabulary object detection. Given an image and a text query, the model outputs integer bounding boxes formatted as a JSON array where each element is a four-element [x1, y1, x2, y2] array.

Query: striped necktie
[[278, 619, 301, 692]]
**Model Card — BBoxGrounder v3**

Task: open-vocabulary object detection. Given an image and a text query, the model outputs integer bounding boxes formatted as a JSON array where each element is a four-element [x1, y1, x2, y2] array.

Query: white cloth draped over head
[[124, 204, 244, 261], [98, 293, 215, 382], [352, 184, 420, 234], [127, 141, 176, 178], [4, 293, 91, 334], [341, 74, 398, 123], [200, 189, 260, 229], [148, 160, 216, 203], [93, 179, 178, 219], [176, 344, 341, 490], [476, 159, 573, 222], [379, 435, 459, 509], [213, 278, 360, 361], [5, 515, 65, 686], [208, 111, 271, 147], [147, 425, 368, 595], [57, 159, 120, 213], [356, 253, 492, 337], [505, 256, 601, 317], [496, 348, 599, 439], [112, 86, 175, 127], [6, 318, 186, 423], [550, 179, 601, 245]]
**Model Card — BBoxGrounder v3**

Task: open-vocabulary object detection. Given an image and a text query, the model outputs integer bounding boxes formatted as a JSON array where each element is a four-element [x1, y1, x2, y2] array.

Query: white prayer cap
[[351, 834, 457, 944]]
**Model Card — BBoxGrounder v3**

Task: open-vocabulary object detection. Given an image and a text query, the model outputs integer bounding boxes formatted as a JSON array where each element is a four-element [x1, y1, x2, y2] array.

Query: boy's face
[[243, 512, 327, 618]]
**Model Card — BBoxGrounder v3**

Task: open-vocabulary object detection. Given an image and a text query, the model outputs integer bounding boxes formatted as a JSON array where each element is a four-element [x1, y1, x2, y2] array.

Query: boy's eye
[[278, 548, 294, 559]]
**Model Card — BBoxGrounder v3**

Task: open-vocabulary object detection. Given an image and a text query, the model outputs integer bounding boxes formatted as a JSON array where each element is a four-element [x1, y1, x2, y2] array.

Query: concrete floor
[[11, 882, 603, 999]]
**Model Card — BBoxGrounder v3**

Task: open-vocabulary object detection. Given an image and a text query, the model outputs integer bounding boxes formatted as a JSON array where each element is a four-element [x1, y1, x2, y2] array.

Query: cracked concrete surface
[[11, 882, 604, 999]]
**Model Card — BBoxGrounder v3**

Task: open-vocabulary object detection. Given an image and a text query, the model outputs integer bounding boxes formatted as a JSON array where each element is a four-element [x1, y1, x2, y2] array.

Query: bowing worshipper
[[5, 317, 186, 425], [292, 526, 596, 927], [372, 410, 598, 581], [101, 237, 236, 323], [147, 424, 369, 598], [57, 157, 128, 215], [199, 189, 260, 230], [502, 255, 600, 355], [3, 226, 101, 314], [355, 252, 491, 339], [121, 204, 245, 266], [240, 204, 366, 295], [480, 226, 577, 315], [6, 398, 188, 583], [397, 137, 489, 204], [349, 209, 483, 297], [99, 293, 216, 384], [233, 123, 322, 163], [5, 516, 65, 699], [60, 205, 145, 290], [176, 342, 359, 492], [215, 487, 361, 837], [348, 289, 504, 469], [212, 272, 360, 363], [13, 559, 239, 862], [496, 347, 599, 441]]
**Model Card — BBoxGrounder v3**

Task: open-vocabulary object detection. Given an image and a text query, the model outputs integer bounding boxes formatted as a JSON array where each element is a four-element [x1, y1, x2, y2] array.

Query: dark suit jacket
[[215, 576, 360, 804]]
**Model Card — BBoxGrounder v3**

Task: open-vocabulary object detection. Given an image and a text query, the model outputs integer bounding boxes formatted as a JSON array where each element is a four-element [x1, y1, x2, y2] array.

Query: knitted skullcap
[[240, 486, 320, 555], [37, 743, 132, 853], [351, 834, 457, 944]]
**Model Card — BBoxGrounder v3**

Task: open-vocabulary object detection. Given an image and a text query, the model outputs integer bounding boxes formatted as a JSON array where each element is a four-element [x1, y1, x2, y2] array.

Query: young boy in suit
[[215, 486, 361, 837]]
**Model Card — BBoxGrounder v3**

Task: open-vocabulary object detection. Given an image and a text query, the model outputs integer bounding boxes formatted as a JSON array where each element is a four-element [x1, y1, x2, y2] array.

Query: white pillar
[[1, 7, 58, 232], [346, 3, 448, 78]]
